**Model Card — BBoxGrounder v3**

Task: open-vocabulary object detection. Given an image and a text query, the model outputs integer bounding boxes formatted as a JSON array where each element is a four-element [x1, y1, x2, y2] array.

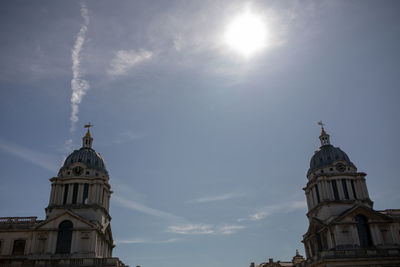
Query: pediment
[[331, 204, 392, 224], [34, 210, 96, 230], [304, 217, 326, 237]]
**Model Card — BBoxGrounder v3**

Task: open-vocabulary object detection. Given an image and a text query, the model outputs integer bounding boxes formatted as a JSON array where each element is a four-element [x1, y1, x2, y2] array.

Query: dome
[[59, 126, 108, 174], [308, 144, 354, 173], [60, 147, 107, 172]]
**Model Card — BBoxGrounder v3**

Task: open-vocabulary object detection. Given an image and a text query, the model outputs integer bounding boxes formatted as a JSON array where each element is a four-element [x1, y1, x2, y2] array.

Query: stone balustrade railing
[[0, 217, 38, 223]]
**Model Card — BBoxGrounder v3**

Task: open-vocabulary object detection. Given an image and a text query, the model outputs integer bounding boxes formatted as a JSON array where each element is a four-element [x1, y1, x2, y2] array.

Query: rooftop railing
[[0, 217, 38, 223]]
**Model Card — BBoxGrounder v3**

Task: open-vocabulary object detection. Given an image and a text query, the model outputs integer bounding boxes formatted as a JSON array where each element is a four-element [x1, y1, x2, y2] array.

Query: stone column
[[78, 184, 84, 204], [362, 180, 369, 198], [355, 180, 363, 200], [67, 184, 73, 204], [49, 184, 54, 205]]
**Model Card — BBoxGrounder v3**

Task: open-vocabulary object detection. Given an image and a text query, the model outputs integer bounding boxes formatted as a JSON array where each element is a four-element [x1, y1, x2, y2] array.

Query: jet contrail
[[70, 0, 89, 132]]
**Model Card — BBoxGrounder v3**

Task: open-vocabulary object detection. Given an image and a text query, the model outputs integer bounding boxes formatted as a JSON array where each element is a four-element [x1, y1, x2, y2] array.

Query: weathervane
[[317, 121, 325, 129], [84, 122, 94, 137], [84, 122, 94, 129]]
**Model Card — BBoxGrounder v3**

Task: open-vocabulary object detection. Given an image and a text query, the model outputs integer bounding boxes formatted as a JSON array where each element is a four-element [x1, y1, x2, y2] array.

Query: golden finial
[[84, 122, 94, 137], [317, 121, 326, 135]]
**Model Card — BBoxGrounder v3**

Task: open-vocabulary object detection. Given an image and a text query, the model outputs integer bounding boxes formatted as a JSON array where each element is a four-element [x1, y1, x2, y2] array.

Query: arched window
[[355, 215, 372, 247], [56, 220, 73, 254]]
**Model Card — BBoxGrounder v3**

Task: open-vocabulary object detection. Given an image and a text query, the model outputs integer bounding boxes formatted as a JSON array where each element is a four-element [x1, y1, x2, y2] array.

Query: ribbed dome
[[61, 147, 107, 172], [309, 144, 354, 173]]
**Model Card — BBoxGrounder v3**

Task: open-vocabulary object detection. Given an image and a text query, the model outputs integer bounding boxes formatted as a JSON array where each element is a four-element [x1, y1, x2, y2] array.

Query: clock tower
[[304, 125, 372, 221], [46, 126, 112, 227]]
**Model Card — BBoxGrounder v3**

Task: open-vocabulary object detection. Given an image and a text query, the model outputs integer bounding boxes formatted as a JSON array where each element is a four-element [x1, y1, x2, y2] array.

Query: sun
[[224, 10, 268, 58]]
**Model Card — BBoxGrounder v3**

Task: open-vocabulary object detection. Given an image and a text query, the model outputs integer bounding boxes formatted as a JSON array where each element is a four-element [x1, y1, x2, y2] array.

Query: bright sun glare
[[225, 10, 268, 58]]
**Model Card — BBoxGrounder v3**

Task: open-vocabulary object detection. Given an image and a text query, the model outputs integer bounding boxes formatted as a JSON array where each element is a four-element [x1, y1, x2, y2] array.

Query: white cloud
[[70, 0, 90, 132], [168, 224, 214, 235], [218, 225, 246, 235], [190, 192, 246, 203], [248, 200, 307, 221], [168, 224, 245, 235], [116, 238, 180, 245], [108, 49, 153, 76], [0, 138, 59, 172], [113, 195, 185, 223]]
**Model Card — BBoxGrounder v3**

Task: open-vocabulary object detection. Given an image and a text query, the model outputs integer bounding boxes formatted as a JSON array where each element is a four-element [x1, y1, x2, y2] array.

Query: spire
[[82, 123, 94, 148], [318, 121, 330, 146]]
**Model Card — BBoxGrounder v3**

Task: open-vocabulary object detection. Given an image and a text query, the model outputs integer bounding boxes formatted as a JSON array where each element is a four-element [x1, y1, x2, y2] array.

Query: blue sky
[[1, 1, 400, 266]]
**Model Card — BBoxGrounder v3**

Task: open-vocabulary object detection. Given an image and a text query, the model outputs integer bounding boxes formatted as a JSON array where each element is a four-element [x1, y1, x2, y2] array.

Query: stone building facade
[[0, 128, 127, 267], [252, 127, 400, 267]]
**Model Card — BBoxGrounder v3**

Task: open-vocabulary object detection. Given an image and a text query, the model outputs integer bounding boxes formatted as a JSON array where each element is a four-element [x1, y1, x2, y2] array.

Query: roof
[[308, 144, 355, 174], [60, 147, 107, 172]]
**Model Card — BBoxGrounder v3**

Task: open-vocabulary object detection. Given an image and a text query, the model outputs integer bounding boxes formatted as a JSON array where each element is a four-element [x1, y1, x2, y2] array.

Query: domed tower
[[304, 124, 372, 221], [46, 125, 112, 226]]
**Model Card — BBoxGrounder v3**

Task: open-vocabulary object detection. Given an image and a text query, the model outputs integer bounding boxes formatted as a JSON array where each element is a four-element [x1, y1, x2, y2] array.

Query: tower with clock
[[0, 126, 127, 266]]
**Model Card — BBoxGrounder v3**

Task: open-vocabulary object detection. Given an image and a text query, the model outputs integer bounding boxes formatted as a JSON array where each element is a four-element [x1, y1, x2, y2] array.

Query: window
[[355, 215, 372, 247], [12, 240, 26, 255], [315, 185, 321, 203], [63, 184, 69, 205], [82, 183, 89, 204], [72, 183, 79, 204], [56, 221, 73, 254], [332, 180, 339, 200], [351, 180, 357, 199], [342, 179, 349, 199]]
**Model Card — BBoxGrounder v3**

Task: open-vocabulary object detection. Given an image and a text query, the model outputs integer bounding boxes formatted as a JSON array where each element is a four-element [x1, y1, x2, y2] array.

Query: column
[[67, 184, 73, 204], [355, 180, 363, 200], [78, 184, 84, 204], [306, 191, 311, 210], [49, 184, 55, 205], [362, 180, 369, 198]]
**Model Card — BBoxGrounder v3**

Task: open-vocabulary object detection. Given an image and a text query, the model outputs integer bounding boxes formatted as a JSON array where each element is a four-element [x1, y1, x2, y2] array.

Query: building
[[0, 127, 128, 267], [252, 126, 400, 267]]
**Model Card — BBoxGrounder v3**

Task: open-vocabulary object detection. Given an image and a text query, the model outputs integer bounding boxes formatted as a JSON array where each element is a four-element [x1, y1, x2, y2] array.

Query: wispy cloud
[[70, 0, 90, 132], [116, 238, 180, 245], [218, 225, 246, 235], [113, 195, 185, 223], [108, 49, 153, 76], [189, 192, 246, 203], [113, 131, 145, 145], [0, 138, 59, 172], [245, 200, 307, 222], [168, 224, 245, 235]]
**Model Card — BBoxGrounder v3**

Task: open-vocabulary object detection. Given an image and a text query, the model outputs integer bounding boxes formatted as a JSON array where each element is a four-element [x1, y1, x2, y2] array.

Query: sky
[[1, 1, 400, 266]]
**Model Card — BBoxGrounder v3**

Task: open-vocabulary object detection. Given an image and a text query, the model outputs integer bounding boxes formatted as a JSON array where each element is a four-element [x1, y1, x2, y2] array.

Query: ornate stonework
[[0, 128, 128, 267], [251, 126, 400, 267]]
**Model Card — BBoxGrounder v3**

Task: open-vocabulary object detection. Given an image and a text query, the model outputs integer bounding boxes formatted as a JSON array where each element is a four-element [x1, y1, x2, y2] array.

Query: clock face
[[73, 166, 84, 176], [336, 163, 346, 172]]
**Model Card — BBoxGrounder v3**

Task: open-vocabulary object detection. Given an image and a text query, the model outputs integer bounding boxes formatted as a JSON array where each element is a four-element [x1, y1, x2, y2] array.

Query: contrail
[[70, 0, 89, 132]]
